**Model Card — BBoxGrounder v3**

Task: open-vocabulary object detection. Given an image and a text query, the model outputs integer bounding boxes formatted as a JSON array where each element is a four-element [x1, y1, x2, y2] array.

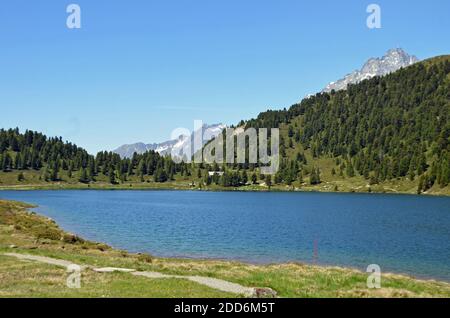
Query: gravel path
[[186, 276, 255, 296], [4, 253, 83, 268], [3, 252, 273, 297], [132, 271, 254, 296]]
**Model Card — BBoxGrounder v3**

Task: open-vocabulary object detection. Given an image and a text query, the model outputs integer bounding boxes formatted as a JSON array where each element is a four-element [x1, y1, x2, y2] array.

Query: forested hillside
[[244, 55, 450, 193], [0, 55, 449, 194], [0, 129, 184, 185]]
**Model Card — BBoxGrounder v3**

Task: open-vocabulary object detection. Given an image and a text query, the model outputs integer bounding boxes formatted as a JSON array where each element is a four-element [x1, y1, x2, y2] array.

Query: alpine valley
[[0, 50, 449, 196]]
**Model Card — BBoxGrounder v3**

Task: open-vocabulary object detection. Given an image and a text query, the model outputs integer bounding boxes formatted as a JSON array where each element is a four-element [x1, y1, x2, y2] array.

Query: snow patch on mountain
[[322, 48, 419, 93], [113, 124, 226, 159]]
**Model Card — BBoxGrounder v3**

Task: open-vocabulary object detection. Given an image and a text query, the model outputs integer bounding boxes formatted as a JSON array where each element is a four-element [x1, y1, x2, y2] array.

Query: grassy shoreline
[[0, 180, 449, 198], [1, 168, 449, 196], [1, 199, 450, 298]]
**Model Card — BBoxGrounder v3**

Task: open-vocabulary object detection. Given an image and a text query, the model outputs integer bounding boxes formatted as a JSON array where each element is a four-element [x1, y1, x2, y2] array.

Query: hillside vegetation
[[0, 56, 449, 195], [1, 199, 450, 297], [244, 55, 450, 194]]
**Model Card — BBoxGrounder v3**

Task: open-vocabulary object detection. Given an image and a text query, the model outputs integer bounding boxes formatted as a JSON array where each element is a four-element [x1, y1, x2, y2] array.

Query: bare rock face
[[322, 48, 419, 93]]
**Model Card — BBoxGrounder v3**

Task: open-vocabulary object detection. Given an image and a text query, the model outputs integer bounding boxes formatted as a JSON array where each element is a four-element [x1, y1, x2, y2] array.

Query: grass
[[1, 169, 449, 196], [0, 199, 449, 298], [0, 255, 234, 298]]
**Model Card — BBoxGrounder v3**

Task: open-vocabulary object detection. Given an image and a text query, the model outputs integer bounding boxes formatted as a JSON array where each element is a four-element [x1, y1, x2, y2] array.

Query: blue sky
[[0, 0, 449, 153]]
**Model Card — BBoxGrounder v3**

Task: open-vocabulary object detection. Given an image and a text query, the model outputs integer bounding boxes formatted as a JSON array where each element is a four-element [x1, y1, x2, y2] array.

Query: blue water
[[1, 190, 449, 281]]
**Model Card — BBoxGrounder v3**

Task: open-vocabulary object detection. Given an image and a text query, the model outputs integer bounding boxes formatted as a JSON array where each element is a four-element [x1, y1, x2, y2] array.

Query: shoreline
[[18, 199, 450, 283], [0, 182, 449, 198], [143, 253, 450, 285], [1, 199, 450, 297], [4, 198, 450, 284]]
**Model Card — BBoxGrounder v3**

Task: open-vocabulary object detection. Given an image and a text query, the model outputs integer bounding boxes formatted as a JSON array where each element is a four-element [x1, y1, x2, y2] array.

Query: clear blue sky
[[0, 0, 449, 154]]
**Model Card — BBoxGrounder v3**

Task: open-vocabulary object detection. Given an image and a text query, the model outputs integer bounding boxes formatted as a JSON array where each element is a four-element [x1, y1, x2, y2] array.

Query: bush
[[137, 253, 153, 264], [34, 227, 62, 241], [95, 243, 110, 251], [369, 176, 379, 185], [62, 233, 85, 244], [17, 172, 25, 182]]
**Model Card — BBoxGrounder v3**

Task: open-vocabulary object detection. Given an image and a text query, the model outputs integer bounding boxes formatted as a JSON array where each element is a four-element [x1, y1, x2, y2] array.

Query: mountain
[[244, 55, 450, 192], [112, 142, 154, 158], [115, 48, 418, 159], [0, 55, 449, 194], [113, 140, 178, 159], [322, 48, 419, 93], [113, 123, 226, 159]]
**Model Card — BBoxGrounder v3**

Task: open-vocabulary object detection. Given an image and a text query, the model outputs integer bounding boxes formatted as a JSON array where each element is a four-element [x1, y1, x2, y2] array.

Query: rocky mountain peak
[[322, 48, 419, 93]]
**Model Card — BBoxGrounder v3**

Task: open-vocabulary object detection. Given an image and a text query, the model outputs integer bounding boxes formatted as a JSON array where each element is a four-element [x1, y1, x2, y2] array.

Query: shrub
[[34, 227, 62, 241], [95, 243, 110, 251], [62, 233, 85, 244], [137, 253, 153, 264], [17, 172, 25, 182]]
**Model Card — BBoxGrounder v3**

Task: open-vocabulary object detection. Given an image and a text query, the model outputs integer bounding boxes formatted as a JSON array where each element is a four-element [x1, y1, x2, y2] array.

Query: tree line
[[1, 56, 449, 191], [0, 128, 179, 184], [245, 57, 450, 191]]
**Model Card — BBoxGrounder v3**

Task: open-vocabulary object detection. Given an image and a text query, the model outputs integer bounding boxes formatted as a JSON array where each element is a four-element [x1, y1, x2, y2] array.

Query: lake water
[[1, 190, 449, 281]]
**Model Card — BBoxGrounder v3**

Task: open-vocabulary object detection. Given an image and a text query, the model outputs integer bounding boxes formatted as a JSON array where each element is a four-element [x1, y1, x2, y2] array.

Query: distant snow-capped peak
[[113, 123, 226, 159], [322, 48, 419, 93]]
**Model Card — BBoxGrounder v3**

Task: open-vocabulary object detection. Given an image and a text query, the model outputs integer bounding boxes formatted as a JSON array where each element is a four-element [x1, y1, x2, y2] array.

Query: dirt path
[[4, 253, 82, 268], [3, 253, 274, 297], [132, 271, 254, 295]]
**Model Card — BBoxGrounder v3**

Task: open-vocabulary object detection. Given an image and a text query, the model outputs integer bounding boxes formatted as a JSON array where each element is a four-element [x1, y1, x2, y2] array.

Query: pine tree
[[346, 162, 355, 178], [417, 175, 424, 194], [50, 162, 59, 181], [204, 174, 212, 186], [109, 167, 116, 184], [41, 166, 50, 182], [79, 168, 89, 183], [265, 175, 272, 188], [310, 168, 321, 185], [154, 167, 168, 183], [2, 153, 11, 172], [241, 171, 248, 184], [298, 170, 303, 184], [251, 173, 257, 184]]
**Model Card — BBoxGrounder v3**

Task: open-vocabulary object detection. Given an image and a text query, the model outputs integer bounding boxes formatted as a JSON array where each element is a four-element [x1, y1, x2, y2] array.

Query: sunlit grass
[[1, 199, 449, 298]]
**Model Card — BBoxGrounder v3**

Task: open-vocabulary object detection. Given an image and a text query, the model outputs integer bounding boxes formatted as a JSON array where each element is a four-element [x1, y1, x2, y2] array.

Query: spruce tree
[[251, 173, 257, 184], [109, 167, 116, 184], [79, 168, 89, 183], [265, 175, 272, 188]]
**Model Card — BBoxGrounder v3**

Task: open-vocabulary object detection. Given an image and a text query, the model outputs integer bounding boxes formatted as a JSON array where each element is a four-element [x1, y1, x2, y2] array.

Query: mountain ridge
[[113, 123, 226, 159], [0, 55, 449, 195], [322, 48, 419, 93], [115, 48, 420, 159]]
